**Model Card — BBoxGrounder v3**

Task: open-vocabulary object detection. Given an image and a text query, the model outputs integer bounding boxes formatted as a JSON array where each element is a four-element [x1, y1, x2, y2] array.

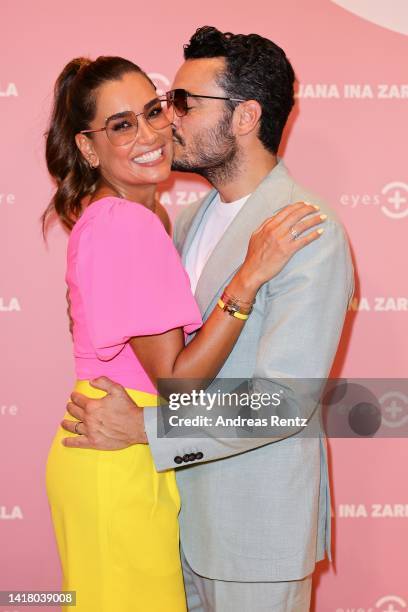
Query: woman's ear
[[75, 133, 100, 169], [233, 100, 262, 137]]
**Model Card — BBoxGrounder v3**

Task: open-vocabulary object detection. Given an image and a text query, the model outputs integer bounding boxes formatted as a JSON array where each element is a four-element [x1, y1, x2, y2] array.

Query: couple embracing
[[44, 26, 353, 612]]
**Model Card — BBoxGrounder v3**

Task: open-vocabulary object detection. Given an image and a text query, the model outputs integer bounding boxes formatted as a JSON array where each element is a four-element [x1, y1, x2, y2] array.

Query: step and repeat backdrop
[[1, 0, 407, 610]]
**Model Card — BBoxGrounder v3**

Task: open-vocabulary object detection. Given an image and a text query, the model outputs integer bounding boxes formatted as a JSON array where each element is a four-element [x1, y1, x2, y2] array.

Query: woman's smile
[[132, 145, 165, 166]]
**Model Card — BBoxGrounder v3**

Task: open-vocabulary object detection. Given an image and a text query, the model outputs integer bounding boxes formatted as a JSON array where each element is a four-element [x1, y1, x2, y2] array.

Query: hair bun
[[54, 57, 91, 100]]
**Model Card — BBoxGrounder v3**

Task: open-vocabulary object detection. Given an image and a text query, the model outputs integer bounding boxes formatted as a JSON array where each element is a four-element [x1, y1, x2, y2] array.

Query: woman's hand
[[236, 202, 326, 292]]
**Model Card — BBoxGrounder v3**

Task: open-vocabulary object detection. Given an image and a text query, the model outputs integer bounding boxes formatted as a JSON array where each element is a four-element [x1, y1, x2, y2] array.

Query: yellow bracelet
[[217, 298, 250, 320]]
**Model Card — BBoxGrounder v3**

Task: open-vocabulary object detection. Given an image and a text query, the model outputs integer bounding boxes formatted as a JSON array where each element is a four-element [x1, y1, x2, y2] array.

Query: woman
[[44, 56, 325, 612]]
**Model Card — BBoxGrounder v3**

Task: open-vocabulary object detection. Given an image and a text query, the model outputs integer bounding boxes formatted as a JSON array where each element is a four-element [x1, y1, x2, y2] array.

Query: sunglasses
[[166, 88, 245, 117], [80, 96, 174, 146]]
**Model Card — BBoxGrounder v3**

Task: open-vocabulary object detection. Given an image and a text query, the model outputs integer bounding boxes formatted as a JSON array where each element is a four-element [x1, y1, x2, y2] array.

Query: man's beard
[[171, 110, 240, 186]]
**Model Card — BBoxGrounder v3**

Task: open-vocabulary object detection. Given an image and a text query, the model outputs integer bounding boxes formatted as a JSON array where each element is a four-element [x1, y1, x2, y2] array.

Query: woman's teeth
[[133, 148, 163, 164]]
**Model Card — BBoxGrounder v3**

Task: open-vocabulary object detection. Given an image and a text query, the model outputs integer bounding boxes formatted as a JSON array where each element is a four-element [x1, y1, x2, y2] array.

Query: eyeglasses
[[80, 96, 174, 146], [166, 88, 245, 117]]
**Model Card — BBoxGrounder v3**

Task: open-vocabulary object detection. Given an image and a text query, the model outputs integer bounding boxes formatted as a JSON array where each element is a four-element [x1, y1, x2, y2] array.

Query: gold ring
[[74, 421, 84, 435]]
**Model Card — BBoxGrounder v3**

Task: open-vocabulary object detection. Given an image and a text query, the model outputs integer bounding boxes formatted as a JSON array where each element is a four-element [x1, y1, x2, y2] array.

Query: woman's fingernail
[[320, 214, 328, 220], [308, 202, 320, 210], [317, 228, 324, 234]]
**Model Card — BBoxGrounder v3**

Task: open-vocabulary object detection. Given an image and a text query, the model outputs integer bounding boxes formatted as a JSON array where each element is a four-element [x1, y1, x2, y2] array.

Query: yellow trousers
[[46, 381, 186, 612]]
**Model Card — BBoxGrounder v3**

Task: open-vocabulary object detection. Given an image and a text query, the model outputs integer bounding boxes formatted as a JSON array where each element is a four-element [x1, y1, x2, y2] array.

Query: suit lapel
[[194, 161, 294, 317]]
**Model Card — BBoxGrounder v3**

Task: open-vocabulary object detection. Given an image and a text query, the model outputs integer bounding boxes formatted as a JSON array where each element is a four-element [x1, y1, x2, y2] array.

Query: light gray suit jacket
[[144, 160, 354, 582]]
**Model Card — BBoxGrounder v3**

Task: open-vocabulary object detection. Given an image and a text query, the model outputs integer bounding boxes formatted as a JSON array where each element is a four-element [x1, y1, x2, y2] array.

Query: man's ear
[[75, 133, 100, 169], [233, 100, 262, 137]]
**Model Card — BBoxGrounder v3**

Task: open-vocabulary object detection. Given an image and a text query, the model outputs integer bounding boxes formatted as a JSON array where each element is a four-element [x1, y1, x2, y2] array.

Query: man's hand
[[61, 377, 148, 449]]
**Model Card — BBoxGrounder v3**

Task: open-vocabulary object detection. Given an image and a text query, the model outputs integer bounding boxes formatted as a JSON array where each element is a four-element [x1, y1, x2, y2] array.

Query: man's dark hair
[[184, 26, 295, 154]]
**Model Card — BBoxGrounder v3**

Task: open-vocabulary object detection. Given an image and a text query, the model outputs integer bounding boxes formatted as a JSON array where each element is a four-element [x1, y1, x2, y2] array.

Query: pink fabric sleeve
[[77, 199, 202, 361]]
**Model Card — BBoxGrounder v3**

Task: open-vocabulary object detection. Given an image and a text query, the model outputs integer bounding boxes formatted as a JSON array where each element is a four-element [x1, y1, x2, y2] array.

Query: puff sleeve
[[76, 199, 202, 361]]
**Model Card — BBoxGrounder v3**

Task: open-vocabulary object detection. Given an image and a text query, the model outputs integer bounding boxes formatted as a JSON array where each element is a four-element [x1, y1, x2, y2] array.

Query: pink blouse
[[66, 197, 202, 392]]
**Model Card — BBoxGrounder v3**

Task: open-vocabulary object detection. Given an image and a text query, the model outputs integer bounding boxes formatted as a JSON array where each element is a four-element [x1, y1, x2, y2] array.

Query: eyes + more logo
[[340, 181, 408, 220], [336, 595, 407, 612], [0, 405, 18, 416], [381, 183, 408, 220], [380, 391, 408, 429], [375, 596, 407, 612], [0, 193, 15, 205]]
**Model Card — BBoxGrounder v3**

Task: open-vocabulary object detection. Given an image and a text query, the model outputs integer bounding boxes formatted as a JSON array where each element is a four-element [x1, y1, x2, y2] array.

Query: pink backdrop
[[1, 0, 407, 610]]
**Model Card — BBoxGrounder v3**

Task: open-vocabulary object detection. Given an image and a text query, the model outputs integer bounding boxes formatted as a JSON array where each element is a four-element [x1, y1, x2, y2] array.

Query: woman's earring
[[88, 156, 98, 169]]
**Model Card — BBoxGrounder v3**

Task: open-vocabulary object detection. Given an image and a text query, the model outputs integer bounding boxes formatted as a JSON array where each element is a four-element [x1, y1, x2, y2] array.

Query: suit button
[[188, 453, 197, 462], [182, 454, 190, 463], [196, 452, 204, 460], [174, 456, 183, 464]]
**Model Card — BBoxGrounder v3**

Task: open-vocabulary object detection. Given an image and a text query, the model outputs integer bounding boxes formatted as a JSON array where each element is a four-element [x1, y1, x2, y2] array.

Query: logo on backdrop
[[0, 83, 18, 97], [0, 193, 15, 205], [348, 297, 408, 312], [296, 83, 408, 99], [331, 0, 408, 36], [336, 594, 407, 612], [159, 190, 209, 207], [338, 504, 408, 518], [0, 405, 18, 417], [148, 72, 170, 97], [380, 391, 408, 429], [375, 596, 407, 612], [0, 506, 23, 520], [381, 182, 408, 219], [0, 298, 21, 312], [340, 181, 408, 220]]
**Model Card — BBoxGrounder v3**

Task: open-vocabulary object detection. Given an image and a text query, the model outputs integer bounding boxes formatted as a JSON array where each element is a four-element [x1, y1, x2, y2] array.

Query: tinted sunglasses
[[166, 88, 245, 117]]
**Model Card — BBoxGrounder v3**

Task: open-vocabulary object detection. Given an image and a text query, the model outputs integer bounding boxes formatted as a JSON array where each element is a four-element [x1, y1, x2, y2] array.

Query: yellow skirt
[[46, 381, 186, 612]]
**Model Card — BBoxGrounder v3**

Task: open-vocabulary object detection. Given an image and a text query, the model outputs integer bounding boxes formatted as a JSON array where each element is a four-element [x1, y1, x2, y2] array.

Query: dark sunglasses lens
[[170, 89, 188, 116], [106, 112, 137, 146]]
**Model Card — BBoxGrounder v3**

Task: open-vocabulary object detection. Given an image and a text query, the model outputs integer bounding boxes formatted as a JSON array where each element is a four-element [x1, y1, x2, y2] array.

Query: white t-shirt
[[185, 193, 251, 294]]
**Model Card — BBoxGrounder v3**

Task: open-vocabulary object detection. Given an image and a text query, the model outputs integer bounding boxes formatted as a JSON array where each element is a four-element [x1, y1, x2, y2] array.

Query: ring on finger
[[74, 420, 84, 435], [290, 226, 299, 240]]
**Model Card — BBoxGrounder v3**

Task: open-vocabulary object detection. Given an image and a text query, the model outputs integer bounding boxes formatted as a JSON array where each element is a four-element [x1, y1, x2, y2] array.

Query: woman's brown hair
[[43, 56, 150, 232]]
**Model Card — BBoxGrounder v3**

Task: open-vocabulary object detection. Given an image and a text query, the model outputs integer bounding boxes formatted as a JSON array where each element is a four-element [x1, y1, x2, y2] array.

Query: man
[[63, 27, 354, 611]]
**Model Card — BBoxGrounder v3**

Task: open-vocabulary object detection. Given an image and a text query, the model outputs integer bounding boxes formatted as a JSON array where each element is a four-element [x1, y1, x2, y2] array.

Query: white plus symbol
[[388, 190, 407, 210], [385, 400, 403, 419]]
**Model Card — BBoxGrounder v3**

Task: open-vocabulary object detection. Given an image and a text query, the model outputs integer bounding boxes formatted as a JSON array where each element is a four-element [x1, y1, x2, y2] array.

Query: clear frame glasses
[[80, 96, 174, 146]]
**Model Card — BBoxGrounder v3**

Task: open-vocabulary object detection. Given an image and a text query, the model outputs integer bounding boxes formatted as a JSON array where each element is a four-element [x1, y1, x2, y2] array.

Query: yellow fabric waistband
[[74, 380, 159, 407]]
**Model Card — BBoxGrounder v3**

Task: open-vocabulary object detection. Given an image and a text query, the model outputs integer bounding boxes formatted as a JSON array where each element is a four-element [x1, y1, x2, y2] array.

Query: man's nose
[[171, 112, 183, 130]]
